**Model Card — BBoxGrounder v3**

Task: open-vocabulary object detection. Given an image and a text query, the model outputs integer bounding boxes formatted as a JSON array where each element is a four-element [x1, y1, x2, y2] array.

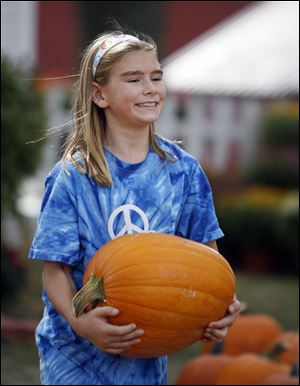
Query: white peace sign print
[[108, 204, 150, 239]]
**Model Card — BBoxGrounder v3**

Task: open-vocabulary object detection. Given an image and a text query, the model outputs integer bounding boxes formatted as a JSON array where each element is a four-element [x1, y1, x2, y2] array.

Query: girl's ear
[[91, 82, 108, 108]]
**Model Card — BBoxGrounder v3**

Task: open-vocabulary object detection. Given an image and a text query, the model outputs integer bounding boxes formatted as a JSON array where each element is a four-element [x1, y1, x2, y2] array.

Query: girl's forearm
[[42, 262, 78, 328]]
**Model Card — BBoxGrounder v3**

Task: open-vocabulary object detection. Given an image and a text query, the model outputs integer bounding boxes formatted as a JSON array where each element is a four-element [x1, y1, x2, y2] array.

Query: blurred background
[[1, 1, 299, 385]]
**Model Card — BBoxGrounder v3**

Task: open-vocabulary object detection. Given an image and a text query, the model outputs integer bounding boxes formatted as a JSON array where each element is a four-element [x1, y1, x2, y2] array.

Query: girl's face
[[93, 50, 166, 130]]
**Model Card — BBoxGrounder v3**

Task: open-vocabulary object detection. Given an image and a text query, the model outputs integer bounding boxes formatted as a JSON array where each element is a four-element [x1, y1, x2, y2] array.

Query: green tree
[[1, 56, 47, 300], [1, 57, 46, 218], [243, 110, 299, 188]]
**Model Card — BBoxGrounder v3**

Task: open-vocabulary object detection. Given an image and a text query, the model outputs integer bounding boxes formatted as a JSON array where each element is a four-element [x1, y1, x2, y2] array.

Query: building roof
[[162, 1, 299, 99]]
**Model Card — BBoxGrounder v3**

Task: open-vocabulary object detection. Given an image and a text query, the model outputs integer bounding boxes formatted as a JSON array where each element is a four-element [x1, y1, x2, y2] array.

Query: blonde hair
[[62, 30, 175, 186]]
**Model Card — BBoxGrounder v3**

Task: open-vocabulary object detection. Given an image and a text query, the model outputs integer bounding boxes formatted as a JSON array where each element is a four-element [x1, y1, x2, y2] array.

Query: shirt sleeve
[[28, 165, 80, 266], [176, 160, 224, 243]]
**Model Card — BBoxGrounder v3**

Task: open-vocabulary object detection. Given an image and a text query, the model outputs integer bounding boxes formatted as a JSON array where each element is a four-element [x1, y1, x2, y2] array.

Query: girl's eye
[[128, 79, 139, 83], [152, 78, 162, 82]]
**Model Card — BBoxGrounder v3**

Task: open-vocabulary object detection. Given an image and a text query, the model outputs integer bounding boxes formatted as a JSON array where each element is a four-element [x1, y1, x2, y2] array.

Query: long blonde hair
[[62, 30, 175, 186]]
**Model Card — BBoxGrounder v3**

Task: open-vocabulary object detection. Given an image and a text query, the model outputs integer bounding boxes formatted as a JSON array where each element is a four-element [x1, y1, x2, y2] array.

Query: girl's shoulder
[[156, 136, 202, 172], [45, 153, 86, 191]]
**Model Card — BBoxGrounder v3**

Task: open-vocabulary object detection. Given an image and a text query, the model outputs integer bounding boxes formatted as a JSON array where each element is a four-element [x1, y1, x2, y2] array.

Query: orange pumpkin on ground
[[176, 354, 231, 385], [202, 313, 283, 355], [72, 233, 236, 358], [267, 331, 299, 365], [261, 372, 299, 385], [215, 352, 290, 385]]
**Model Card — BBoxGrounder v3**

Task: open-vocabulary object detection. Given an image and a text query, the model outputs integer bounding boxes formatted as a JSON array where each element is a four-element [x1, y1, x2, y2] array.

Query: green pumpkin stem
[[263, 341, 289, 361], [72, 272, 106, 317]]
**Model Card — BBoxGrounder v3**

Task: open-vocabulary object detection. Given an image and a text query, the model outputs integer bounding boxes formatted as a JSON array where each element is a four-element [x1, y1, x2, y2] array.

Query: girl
[[28, 29, 241, 385]]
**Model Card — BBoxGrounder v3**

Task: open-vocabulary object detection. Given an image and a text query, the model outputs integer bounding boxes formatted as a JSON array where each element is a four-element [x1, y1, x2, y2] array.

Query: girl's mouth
[[136, 102, 159, 108]]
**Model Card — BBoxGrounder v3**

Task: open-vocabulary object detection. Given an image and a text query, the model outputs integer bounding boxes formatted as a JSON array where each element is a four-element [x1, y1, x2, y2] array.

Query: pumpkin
[[267, 331, 299, 365], [215, 351, 290, 385], [261, 364, 299, 384], [261, 372, 299, 385], [202, 313, 283, 355], [72, 233, 236, 358], [176, 354, 232, 385]]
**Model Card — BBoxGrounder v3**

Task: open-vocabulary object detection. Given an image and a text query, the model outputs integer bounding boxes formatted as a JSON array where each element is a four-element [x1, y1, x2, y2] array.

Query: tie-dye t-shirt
[[28, 138, 224, 385]]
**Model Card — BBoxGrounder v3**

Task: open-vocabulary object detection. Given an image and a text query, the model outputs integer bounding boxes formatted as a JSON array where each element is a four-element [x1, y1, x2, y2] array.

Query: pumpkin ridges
[[106, 289, 229, 325], [85, 234, 235, 284], [107, 298, 218, 330], [102, 253, 234, 283], [92, 247, 233, 278], [105, 269, 234, 303], [94, 244, 235, 305]]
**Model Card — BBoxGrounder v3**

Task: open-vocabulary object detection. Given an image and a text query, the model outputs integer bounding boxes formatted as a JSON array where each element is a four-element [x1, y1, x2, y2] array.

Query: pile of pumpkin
[[176, 312, 299, 385]]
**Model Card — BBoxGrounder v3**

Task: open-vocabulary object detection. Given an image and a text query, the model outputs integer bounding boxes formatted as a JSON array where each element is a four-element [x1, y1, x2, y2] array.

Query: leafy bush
[[1, 56, 46, 218], [1, 56, 47, 300], [216, 186, 299, 274], [244, 158, 299, 189], [243, 109, 299, 189], [259, 113, 299, 149]]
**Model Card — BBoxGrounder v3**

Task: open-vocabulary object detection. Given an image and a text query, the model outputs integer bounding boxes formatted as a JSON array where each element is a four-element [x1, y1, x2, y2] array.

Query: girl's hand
[[72, 306, 144, 355], [202, 296, 241, 343]]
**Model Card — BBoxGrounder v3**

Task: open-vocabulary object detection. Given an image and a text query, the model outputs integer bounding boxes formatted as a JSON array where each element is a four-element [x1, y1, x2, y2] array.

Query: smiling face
[[92, 50, 166, 130]]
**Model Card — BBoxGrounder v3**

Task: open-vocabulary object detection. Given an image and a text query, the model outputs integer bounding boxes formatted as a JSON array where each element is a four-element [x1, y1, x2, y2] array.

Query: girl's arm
[[42, 261, 144, 354], [203, 240, 241, 342]]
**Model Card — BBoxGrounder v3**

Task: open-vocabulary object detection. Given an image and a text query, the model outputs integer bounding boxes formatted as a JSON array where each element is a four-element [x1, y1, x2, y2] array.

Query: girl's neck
[[104, 124, 150, 164]]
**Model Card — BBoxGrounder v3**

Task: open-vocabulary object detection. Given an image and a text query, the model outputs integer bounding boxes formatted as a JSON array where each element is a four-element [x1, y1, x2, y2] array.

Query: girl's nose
[[143, 78, 156, 94]]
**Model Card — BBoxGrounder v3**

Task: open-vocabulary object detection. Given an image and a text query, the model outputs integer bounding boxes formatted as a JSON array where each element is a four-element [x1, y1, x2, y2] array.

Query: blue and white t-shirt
[[28, 138, 224, 385]]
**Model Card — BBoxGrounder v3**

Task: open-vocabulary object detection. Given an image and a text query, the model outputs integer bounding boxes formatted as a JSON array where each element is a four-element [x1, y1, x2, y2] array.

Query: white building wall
[[157, 94, 263, 172], [1, 1, 38, 69]]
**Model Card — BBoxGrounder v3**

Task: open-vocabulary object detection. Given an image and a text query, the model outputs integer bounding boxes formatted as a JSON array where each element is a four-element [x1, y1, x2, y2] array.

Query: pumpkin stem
[[263, 341, 289, 361], [291, 364, 299, 377], [72, 272, 106, 318], [211, 341, 225, 354]]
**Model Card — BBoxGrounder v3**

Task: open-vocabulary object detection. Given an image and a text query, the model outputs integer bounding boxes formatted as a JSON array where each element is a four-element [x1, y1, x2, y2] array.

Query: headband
[[92, 34, 140, 78]]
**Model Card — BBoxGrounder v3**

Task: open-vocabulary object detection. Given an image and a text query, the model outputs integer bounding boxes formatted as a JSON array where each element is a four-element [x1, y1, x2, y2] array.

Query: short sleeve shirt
[[28, 139, 224, 385]]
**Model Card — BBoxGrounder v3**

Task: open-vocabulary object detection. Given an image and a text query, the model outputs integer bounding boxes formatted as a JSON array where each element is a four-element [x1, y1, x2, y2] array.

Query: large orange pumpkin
[[72, 233, 235, 358]]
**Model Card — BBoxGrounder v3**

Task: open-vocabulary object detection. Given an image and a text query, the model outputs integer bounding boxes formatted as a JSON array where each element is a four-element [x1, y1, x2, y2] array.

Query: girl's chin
[[134, 112, 161, 124]]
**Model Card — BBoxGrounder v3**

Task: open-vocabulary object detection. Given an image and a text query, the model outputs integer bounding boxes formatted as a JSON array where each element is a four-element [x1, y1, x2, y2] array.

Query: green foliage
[[259, 113, 299, 149], [243, 109, 299, 189], [216, 187, 299, 274], [244, 158, 299, 188], [1, 56, 47, 218], [1, 57, 47, 301]]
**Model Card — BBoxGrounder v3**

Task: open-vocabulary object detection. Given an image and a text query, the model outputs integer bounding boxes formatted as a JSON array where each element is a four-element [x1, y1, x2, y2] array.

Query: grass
[[1, 266, 298, 385]]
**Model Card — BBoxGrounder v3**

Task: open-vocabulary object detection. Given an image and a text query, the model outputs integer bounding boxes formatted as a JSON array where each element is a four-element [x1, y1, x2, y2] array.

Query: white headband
[[92, 34, 140, 78]]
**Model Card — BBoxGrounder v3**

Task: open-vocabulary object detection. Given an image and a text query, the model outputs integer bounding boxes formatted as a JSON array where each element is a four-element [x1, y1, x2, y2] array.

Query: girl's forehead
[[113, 50, 160, 73]]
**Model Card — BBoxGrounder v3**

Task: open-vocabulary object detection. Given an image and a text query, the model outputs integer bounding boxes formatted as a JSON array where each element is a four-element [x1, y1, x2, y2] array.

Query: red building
[[162, 1, 252, 56], [35, 1, 253, 78]]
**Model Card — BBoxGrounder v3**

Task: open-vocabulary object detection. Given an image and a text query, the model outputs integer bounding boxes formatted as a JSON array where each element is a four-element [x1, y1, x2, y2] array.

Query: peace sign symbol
[[108, 204, 150, 239]]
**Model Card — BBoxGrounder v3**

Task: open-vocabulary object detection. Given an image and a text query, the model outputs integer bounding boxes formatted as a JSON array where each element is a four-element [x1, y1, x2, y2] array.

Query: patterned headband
[[92, 34, 140, 78]]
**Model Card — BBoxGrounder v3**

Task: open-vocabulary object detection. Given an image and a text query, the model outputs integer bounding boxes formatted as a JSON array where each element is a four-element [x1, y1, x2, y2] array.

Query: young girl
[[28, 29, 241, 385]]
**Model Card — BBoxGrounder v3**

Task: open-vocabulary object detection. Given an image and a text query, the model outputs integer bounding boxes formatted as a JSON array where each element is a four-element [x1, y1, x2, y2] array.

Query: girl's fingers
[[109, 328, 144, 343], [106, 322, 138, 336], [204, 327, 227, 342], [208, 315, 233, 329], [229, 299, 241, 313], [107, 338, 142, 349]]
